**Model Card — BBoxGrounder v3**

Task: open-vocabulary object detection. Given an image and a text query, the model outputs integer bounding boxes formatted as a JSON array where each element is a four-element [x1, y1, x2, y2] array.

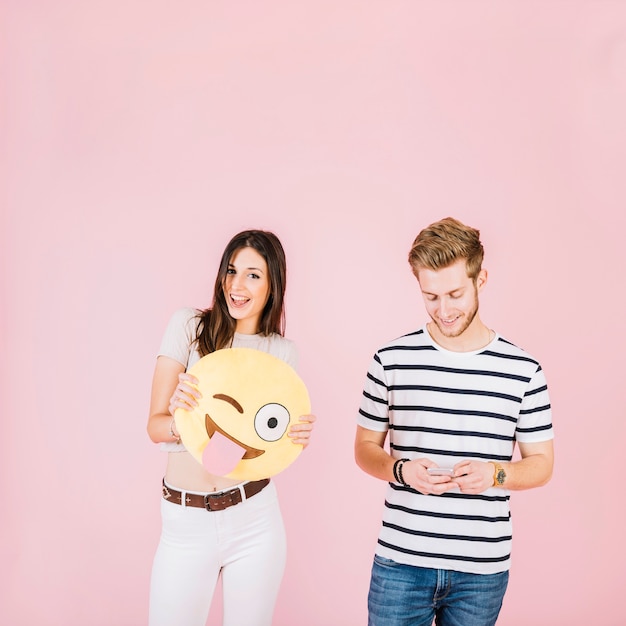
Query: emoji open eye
[[254, 403, 290, 442]]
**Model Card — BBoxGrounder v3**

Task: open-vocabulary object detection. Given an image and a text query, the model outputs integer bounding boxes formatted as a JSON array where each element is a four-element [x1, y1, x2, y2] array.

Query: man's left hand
[[452, 460, 495, 494]]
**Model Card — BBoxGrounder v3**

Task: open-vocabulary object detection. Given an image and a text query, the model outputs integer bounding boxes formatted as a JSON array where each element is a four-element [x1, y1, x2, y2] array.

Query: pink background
[[2, 2, 625, 625]]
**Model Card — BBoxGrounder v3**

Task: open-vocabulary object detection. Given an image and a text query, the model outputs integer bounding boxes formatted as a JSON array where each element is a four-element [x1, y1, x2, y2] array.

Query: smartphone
[[427, 467, 455, 477]]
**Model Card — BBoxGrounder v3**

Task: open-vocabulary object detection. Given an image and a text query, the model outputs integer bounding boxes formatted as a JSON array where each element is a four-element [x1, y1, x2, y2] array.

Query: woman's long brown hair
[[195, 230, 287, 356]]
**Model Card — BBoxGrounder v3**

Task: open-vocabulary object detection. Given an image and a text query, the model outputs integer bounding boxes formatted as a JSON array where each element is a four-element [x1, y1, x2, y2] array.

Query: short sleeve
[[280, 338, 298, 370], [356, 352, 390, 432], [157, 308, 200, 369], [516, 365, 554, 443]]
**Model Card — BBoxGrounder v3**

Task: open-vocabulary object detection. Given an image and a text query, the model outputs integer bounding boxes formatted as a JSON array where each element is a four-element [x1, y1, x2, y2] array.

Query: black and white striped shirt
[[357, 327, 553, 574]]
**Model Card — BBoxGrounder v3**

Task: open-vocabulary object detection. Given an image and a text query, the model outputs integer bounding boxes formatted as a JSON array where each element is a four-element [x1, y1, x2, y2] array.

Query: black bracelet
[[392, 459, 401, 483], [395, 458, 410, 486]]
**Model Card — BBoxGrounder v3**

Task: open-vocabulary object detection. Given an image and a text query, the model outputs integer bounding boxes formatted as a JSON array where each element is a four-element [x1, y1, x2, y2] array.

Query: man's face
[[417, 258, 486, 339]]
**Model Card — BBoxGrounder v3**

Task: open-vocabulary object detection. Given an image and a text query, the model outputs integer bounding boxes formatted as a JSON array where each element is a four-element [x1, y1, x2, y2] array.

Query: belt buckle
[[203, 494, 217, 511], [204, 487, 241, 511]]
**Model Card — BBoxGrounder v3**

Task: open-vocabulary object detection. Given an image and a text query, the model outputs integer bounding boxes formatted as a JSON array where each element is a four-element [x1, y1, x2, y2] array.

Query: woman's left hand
[[288, 414, 316, 447]]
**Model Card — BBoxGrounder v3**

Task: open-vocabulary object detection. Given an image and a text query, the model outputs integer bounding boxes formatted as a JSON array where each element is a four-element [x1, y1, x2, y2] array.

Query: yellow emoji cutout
[[174, 348, 311, 481]]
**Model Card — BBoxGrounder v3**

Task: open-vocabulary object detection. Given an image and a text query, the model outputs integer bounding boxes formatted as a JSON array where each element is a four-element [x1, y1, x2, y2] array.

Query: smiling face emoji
[[174, 347, 311, 481]]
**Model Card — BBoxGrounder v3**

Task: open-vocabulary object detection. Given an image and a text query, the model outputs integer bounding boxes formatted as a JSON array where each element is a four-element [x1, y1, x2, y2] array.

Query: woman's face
[[223, 246, 270, 334]]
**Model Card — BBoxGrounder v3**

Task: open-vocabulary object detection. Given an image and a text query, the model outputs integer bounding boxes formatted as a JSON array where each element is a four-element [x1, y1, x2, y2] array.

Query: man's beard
[[431, 293, 479, 338]]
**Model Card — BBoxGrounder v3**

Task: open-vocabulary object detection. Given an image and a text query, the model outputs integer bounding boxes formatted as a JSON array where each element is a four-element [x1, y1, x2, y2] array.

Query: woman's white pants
[[149, 480, 286, 626]]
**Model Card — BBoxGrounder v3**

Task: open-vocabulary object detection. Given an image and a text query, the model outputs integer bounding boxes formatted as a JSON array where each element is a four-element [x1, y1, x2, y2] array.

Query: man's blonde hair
[[408, 217, 484, 280]]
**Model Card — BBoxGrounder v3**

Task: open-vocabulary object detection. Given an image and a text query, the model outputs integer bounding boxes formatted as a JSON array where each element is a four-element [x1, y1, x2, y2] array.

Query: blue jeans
[[368, 556, 509, 626]]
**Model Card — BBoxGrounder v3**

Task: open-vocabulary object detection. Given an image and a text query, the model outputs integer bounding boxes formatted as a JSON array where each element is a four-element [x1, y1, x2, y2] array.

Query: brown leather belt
[[161, 478, 270, 511]]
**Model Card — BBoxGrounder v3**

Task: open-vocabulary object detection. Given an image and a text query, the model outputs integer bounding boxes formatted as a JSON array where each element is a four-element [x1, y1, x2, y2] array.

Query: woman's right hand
[[168, 372, 201, 416]]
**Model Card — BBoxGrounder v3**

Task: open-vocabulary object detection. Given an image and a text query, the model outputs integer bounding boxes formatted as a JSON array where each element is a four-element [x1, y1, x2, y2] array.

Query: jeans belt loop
[[237, 483, 247, 503]]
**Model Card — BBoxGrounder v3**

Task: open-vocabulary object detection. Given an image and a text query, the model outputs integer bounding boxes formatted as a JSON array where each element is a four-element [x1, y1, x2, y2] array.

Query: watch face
[[496, 469, 506, 484]]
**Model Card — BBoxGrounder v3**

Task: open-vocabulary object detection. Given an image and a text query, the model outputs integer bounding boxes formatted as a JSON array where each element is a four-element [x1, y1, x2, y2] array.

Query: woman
[[147, 230, 315, 626]]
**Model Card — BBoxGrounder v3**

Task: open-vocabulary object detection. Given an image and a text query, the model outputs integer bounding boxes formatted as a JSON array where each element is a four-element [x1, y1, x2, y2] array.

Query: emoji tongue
[[202, 431, 245, 476]]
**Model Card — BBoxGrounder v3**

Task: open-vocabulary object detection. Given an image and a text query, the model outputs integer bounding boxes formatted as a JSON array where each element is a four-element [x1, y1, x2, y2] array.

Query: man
[[355, 217, 554, 626]]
